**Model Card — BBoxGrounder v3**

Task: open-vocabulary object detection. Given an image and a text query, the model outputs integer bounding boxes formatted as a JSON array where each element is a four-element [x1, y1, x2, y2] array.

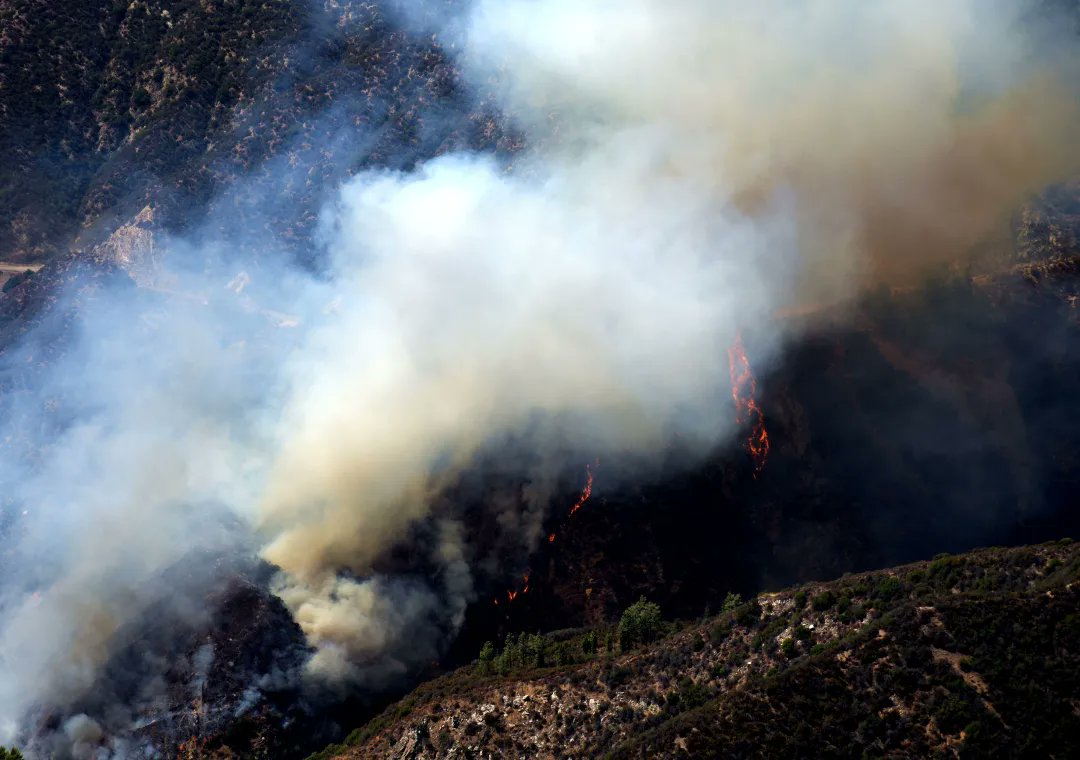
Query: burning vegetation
[[727, 334, 770, 476], [496, 462, 597, 607]]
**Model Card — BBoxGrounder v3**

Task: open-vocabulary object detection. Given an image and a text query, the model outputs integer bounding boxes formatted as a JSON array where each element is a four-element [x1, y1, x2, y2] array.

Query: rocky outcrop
[[90, 205, 160, 286]]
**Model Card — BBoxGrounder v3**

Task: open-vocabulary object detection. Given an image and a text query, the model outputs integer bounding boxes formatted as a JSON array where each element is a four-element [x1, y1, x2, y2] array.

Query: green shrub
[[582, 631, 597, 656], [874, 576, 903, 601], [735, 599, 762, 628], [478, 640, 495, 671], [619, 597, 663, 651], [606, 665, 632, 688], [131, 86, 152, 109], [935, 694, 977, 735]]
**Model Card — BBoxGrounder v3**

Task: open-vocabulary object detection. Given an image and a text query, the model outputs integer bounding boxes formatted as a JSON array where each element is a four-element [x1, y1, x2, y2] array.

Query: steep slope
[[0, 0, 302, 261], [0, 0, 509, 267], [443, 223, 1080, 663], [315, 540, 1080, 759]]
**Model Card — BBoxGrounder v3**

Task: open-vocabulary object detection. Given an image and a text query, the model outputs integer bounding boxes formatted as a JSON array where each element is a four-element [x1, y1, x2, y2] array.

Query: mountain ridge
[[310, 539, 1080, 759]]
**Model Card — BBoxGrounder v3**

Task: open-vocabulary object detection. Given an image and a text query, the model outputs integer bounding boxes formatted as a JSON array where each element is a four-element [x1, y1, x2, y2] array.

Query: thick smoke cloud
[[260, 0, 1080, 678], [0, 0, 1077, 751]]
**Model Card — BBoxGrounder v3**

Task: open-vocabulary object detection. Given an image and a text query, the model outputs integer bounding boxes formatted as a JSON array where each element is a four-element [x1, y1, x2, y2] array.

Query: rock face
[[317, 541, 1080, 760], [90, 205, 160, 286]]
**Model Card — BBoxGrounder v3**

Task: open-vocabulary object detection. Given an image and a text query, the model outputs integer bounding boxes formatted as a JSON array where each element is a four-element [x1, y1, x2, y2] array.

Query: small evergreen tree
[[618, 597, 663, 651], [478, 640, 495, 672], [581, 630, 597, 656]]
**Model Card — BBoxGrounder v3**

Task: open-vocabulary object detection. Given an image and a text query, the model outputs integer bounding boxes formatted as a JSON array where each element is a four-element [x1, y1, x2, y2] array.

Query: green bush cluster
[[618, 597, 663, 651], [478, 628, 610, 676], [810, 591, 835, 611]]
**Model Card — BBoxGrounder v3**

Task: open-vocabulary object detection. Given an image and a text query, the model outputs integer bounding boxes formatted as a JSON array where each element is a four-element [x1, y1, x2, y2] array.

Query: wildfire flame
[[727, 333, 769, 476], [567, 463, 594, 516], [496, 462, 597, 606]]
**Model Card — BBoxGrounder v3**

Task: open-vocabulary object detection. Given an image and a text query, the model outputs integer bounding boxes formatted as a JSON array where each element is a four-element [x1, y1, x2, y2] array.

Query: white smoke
[[0, 0, 1077, 751], [259, 0, 1080, 678]]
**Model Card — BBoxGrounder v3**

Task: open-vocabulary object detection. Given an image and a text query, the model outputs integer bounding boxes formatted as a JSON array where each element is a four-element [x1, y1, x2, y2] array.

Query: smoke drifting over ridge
[[0, 0, 1078, 751], [263, 0, 1080, 683]]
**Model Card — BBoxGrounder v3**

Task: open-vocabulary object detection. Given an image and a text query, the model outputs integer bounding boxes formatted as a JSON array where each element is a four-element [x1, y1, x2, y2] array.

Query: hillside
[[0, 0, 509, 267], [312, 540, 1080, 759]]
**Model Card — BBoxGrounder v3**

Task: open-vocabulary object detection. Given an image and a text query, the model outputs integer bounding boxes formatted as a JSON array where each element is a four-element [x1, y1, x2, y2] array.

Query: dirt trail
[[0, 262, 43, 273]]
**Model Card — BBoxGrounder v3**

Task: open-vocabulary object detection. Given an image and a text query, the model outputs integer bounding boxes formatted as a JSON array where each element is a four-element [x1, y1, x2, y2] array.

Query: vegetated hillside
[[0, 0, 301, 261], [0, 0, 509, 267], [313, 540, 1080, 759], [3, 179, 1080, 759], [0, 0, 511, 375]]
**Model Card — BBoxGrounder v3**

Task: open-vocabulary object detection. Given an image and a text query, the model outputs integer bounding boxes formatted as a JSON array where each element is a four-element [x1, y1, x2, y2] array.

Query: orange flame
[[567, 463, 594, 516], [727, 333, 769, 476], [496, 462, 597, 606]]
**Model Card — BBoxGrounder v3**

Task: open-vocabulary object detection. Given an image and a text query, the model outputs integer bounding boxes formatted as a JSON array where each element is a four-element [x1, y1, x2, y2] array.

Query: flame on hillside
[[495, 462, 597, 606], [727, 334, 770, 476], [567, 463, 594, 516]]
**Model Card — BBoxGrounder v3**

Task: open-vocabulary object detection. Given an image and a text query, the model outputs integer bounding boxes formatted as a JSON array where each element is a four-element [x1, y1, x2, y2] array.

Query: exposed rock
[[90, 205, 161, 286], [325, 541, 1080, 759]]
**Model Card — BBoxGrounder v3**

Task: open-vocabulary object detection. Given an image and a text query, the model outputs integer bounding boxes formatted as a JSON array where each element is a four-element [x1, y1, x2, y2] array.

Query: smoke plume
[[0, 0, 1077, 751], [260, 0, 1080, 683]]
